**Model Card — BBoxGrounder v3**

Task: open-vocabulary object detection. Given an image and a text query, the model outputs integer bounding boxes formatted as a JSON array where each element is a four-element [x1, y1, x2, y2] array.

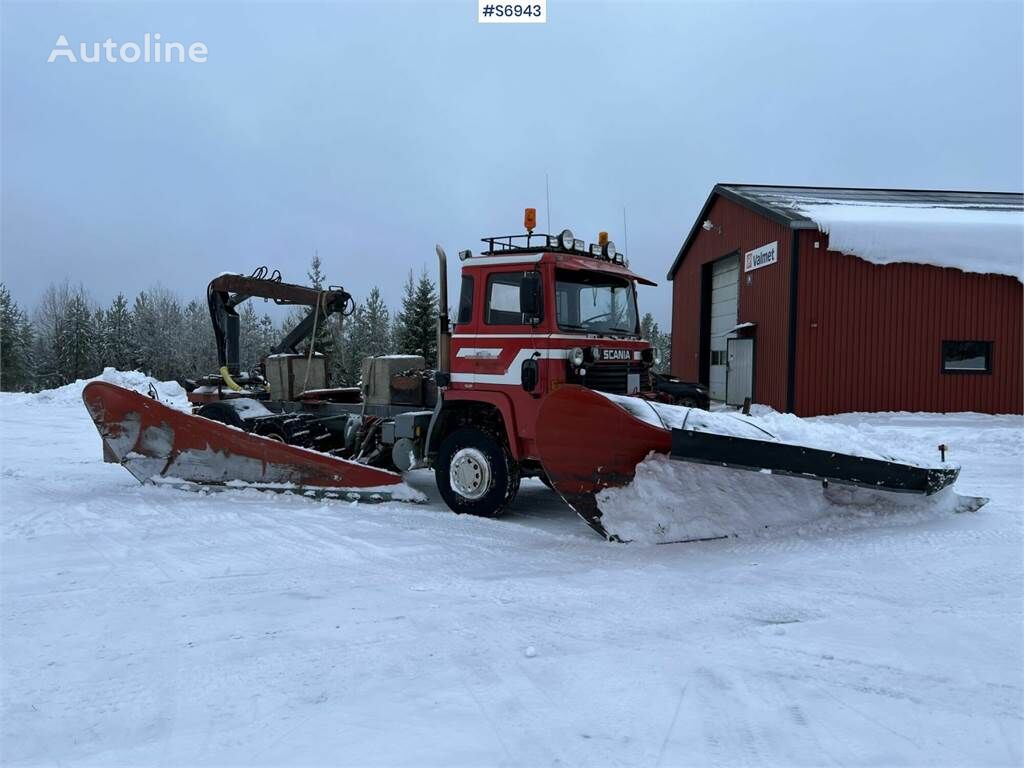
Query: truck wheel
[[436, 427, 519, 517]]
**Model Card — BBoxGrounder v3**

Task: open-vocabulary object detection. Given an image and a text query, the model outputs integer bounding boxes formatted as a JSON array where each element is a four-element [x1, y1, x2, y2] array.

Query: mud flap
[[82, 381, 406, 497]]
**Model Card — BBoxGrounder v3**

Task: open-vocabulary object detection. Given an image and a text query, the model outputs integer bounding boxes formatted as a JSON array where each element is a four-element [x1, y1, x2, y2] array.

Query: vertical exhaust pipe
[[435, 244, 451, 377]]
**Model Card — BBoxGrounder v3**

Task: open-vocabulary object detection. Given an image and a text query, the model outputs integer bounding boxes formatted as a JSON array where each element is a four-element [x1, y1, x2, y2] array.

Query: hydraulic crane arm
[[207, 270, 354, 390]]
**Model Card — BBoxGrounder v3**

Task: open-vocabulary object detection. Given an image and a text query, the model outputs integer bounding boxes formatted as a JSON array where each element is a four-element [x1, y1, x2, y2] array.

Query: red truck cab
[[430, 225, 660, 517]]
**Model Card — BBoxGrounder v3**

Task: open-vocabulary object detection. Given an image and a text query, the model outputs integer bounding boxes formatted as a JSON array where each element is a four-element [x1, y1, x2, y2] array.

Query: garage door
[[708, 255, 739, 401]]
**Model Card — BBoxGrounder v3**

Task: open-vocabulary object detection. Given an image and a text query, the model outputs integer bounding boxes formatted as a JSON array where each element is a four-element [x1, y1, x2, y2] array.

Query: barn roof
[[668, 184, 1024, 281]]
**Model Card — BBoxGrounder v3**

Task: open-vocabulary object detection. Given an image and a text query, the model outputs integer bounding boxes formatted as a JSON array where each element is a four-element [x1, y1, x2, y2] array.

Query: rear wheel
[[196, 401, 245, 429], [435, 427, 519, 517]]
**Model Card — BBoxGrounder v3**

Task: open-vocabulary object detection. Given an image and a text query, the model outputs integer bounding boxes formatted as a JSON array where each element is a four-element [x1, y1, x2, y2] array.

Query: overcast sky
[[2, 0, 1022, 326]]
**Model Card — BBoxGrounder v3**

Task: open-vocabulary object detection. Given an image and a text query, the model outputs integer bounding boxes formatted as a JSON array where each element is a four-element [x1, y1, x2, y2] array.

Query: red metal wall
[[670, 196, 793, 411], [672, 195, 1023, 415], [794, 230, 1023, 415]]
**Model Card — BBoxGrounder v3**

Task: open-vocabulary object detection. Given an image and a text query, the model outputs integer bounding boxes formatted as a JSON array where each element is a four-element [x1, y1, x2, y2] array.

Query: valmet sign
[[745, 241, 778, 272]]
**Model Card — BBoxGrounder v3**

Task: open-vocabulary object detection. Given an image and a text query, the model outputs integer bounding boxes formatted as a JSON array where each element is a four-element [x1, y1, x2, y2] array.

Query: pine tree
[[640, 313, 671, 373], [640, 313, 657, 344], [181, 299, 217, 378], [0, 283, 34, 391], [339, 302, 369, 386], [394, 269, 438, 366], [99, 293, 135, 372], [60, 288, 97, 382], [131, 290, 157, 375], [657, 332, 671, 373], [362, 287, 392, 358], [131, 286, 184, 380], [32, 281, 98, 387]]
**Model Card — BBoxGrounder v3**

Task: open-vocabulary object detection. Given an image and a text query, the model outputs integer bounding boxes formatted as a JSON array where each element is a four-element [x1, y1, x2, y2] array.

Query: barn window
[[942, 341, 992, 374]]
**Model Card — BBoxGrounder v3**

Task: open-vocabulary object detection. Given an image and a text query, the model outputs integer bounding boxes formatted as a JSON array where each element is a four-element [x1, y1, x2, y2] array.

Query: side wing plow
[[536, 386, 983, 543]]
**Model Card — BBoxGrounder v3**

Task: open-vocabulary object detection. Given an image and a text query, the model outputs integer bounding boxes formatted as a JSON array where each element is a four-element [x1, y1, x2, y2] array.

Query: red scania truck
[[83, 210, 963, 541]]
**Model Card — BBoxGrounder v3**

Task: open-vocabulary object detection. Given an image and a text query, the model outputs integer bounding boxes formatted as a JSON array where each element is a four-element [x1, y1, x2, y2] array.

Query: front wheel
[[435, 427, 519, 517]]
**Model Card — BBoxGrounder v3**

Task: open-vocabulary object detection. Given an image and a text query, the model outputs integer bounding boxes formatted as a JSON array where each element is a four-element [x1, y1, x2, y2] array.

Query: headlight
[[653, 347, 662, 365], [590, 346, 600, 361], [569, 347, 584, 366], [559, 228, 575, 250]]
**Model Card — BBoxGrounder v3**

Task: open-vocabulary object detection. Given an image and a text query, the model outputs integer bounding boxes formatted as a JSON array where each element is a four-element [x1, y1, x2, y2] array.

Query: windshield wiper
[[559, 323, 586, 330]]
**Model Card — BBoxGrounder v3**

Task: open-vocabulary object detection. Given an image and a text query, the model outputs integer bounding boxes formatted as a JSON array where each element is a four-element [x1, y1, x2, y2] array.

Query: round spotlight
[[559, 228, 575, 250], [602, 241, 617, 260]]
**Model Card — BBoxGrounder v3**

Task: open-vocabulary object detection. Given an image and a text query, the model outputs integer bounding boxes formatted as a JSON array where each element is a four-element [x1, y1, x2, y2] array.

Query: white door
[[708, 255, 739, 401], [726, 337, 754, 406]]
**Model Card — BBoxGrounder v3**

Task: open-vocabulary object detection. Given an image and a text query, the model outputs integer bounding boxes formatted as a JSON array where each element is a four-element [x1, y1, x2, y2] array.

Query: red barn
[[667, 184, 1023, 415]]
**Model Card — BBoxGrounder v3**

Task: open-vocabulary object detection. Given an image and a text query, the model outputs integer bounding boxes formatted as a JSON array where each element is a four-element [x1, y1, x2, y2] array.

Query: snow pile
[[597, 453, 978, 544], [3, 368, 188, 410], [784, 198, 1024, 281]]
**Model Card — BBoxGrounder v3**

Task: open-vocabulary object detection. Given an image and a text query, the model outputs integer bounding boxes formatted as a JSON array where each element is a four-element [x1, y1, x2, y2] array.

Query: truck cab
[[430, 224, 661, 517]]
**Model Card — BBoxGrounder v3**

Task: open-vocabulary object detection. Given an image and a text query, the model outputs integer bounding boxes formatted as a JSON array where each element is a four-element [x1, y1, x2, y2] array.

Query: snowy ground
[[1, 377, 1022, 767]]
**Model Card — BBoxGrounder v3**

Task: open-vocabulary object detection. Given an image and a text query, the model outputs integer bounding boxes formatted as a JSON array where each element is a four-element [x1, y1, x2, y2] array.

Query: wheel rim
[[450, 447, 491, 500]]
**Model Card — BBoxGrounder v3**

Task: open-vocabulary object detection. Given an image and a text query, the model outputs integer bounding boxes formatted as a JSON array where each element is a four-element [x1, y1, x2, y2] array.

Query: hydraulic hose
[[219, 366, 243, 392]]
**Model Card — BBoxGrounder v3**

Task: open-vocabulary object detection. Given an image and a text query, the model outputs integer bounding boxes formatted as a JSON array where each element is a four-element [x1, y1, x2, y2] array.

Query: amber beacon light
[[524, 207, 537, 233]]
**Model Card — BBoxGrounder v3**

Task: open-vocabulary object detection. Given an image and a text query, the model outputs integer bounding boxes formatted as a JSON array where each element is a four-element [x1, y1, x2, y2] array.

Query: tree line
[[1, 254, 670, 392], [0, 255, 442, 392]]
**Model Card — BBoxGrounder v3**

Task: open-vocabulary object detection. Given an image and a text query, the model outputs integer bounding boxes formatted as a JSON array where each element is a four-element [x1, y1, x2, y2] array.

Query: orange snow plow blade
[[537, 385, 977, 542], [536, 386, 671, 539], [82, 381, 406, 499]]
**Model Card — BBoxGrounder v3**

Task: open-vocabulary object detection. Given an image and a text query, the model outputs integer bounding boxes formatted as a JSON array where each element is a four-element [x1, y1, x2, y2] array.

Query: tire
[[435, 427, 520, 518], [196, 401, 246, 429], [253, 415, 331, 451]]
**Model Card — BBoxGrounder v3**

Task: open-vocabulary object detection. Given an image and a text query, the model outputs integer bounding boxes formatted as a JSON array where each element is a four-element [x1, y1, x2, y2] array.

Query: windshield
[[555, 269, 638, 336]]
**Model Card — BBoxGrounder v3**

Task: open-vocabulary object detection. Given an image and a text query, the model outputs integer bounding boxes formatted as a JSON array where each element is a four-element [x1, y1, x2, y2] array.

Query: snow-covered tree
[[338, 302, 368, 386], [641, 313, 670, 373], [60, 289, 97, 382], [98, 293, 135, 372], [394, 269, 438, 366], [238, 302, 282, 374], [0, 283, 35, 391], [132, 286, 185, 380], [180, 299, 217, 378]]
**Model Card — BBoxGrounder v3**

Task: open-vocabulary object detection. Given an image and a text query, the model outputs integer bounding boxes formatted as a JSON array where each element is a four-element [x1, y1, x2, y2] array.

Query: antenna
[[622, 206, 629, 255], [545, 173, 551, 233]]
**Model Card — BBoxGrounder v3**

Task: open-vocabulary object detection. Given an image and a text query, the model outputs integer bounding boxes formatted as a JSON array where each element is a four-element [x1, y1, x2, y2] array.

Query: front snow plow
[[82, 381, 415, 501], [536, 386, 985, 543]]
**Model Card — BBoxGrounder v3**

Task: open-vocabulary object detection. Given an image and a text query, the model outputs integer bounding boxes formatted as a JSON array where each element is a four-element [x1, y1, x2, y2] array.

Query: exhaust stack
[[435, 244, 451, 377]]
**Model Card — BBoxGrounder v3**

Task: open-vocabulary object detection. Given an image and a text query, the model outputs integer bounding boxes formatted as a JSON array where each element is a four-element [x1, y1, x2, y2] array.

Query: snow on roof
[[670, 185, 1024, 282], [758, 189, 1023, 281]]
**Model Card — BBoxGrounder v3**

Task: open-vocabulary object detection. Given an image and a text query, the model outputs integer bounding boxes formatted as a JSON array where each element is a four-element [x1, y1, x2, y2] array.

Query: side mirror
[[519, 271, 541, 321], [521, 358, 539, 393]]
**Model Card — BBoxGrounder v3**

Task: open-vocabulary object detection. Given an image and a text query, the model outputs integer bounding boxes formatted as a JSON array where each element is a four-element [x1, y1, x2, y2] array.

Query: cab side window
[[457, 275, 474, 325], [485, 272, 543, 325]]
